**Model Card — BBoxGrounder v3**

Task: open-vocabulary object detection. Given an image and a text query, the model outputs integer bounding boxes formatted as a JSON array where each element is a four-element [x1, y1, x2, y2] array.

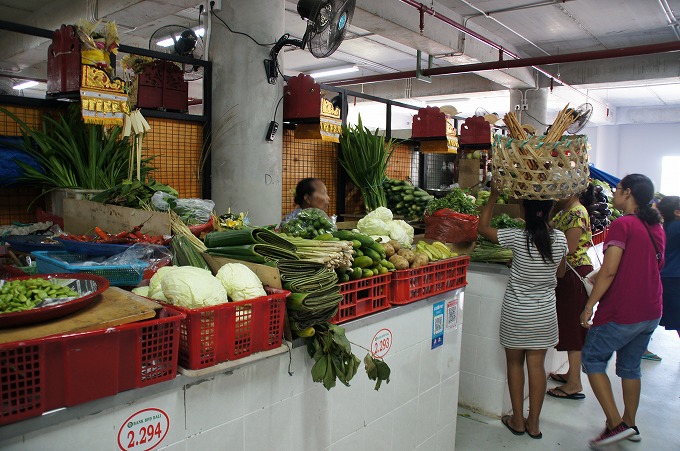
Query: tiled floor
[[455, 327, 680, 450]]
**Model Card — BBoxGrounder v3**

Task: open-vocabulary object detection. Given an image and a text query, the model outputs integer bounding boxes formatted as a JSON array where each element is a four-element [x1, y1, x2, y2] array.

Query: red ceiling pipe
[[329, 40, 680, 86], [399, 0, 520, 59]]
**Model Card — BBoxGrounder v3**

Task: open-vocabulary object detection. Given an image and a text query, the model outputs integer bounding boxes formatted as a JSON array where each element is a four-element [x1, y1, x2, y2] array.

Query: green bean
[[0, 279, 79, 314]]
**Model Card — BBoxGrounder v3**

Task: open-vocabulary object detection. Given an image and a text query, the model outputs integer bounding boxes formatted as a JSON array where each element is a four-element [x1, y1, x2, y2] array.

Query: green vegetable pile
[[91, 179, 178, 208], [470, 238, 513, 263], [383, 178, 433, 221], [0, 279, 78, 313], [332, 230, 391, 281], [281, 208, 335, 238], [426, 188, 478, 216], [491, 214, 525, 229], [476, 190, 509, 206]]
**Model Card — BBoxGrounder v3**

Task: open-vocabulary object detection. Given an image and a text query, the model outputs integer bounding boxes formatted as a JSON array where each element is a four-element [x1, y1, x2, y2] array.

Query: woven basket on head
[[491, 134, 590, 200]]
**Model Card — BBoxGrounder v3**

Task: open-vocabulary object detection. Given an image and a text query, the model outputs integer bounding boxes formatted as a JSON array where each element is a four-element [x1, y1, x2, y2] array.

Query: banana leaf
[[206, 244, 299, 262], [277, 260, 326, 277], [282, 270, 338, 292], [287, 286, 342, 311], [204, 227, 296, 251], [289, 305, 339, 330]]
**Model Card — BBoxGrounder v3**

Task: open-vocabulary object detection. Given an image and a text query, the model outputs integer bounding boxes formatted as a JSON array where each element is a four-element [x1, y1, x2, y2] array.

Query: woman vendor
[[280, 178, 330, 227]]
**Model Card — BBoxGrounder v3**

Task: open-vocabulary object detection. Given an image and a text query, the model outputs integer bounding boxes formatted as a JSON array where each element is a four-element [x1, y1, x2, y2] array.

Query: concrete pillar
[[509, 88, 548, 134], [209, 1, 284, 226]]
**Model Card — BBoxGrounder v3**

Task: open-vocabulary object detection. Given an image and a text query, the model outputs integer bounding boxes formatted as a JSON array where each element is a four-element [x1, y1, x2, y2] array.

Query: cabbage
[[394, 220, 414, 246], [216, 263, 267, 301], [131, 286, 149, 297], [160, 267, 229, 308], [148, 266, 176, 301], [357, 207, 414, 247]]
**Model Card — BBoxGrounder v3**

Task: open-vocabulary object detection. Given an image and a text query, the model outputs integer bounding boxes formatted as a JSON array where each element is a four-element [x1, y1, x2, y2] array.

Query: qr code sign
[[433, 315, 444, 335], [447, 304, 457, 329]]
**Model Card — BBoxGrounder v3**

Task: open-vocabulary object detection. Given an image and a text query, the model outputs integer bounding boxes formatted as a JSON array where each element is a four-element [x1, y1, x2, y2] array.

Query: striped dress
[[497, 228, 568, 349]]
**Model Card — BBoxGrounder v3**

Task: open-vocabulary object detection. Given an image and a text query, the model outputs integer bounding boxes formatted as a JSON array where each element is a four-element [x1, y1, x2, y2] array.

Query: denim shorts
[[581, 318, 660, 379]]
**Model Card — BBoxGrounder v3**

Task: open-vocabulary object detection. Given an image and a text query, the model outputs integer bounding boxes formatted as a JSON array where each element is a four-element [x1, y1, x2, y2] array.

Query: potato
[[382, 243, 395, 258], [411, 253, 429, 268], [389, 254, 409, 270], [397, 248, 416, 264], [387, 240, 401, 252]]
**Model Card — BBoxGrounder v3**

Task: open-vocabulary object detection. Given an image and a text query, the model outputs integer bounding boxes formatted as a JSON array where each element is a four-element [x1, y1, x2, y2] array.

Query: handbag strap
[[566, 261, 586, 282], [640, 220, 662, 262]]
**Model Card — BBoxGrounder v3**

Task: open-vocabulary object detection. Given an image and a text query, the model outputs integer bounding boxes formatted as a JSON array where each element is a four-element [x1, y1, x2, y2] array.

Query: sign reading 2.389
[[117, 408, 170, 451]]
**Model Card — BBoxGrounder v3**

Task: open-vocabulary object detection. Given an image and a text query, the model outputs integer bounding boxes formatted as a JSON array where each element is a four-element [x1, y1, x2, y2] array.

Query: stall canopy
[[589, 164, 620, 187]]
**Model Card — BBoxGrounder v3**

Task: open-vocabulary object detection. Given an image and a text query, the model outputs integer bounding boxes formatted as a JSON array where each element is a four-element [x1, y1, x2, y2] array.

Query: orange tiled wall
[[0, 105, 204, 225]]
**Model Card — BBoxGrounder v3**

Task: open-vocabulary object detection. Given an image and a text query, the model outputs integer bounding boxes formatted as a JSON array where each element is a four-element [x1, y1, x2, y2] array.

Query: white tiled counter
[[0, 289, 464, 451], [458, 263, 567, 418]]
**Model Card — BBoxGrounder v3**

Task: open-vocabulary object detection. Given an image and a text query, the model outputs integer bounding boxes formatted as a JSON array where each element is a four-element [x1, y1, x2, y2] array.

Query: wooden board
[[202, 254, 283, 289], [63, 199, 171, 236], [0, 287, 160, 344]]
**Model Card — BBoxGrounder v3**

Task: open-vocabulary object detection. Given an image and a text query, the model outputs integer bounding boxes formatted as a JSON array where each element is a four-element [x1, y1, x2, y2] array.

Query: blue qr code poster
[[432, 301, 445, 349]]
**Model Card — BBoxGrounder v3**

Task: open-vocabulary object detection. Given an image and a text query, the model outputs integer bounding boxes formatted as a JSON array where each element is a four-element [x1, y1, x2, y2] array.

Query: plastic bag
[[104, 243, 172, 274], [424, 209, 479, 243], [151, 191, 215, 225], [280, 208, 336, 238]]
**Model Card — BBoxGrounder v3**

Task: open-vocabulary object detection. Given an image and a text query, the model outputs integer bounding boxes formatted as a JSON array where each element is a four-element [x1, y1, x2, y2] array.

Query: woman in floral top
[[546, 186, 593, 400]]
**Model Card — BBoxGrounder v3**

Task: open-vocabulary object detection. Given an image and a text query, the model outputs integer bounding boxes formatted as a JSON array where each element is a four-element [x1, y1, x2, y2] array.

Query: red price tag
[[371, 328, 392, 358], [117, 408, 170, 451]]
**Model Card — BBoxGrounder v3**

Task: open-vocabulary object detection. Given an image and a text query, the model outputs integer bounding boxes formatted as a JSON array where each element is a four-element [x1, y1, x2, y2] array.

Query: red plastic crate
[[163, 288, 289, 370], [390, 256, 470, 305], [592, 230, 605, 245], [0, 307, 183, 426], [332, 273, 392, 324]]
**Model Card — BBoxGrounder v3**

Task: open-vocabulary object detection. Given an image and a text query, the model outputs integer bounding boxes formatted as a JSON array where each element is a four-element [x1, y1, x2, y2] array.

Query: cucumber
[[354, 256, 374, 268], [333, 230, 354, 241], [362, 268, 374, 278], [369, 241, 387, 258], [351, 239, 362, 249], [413, 190, 430, 197], [350, 267, 363, 280], [380, 259, 395, 270], [355, 249, 364, 257], [363, 248, 381, 263], [353, 233, 376, 247], [402, 194, 414, 201]]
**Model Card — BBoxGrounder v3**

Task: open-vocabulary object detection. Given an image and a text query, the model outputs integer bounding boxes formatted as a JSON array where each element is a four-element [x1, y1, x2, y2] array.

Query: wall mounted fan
[[149, 25, 205, 81], [567, 103, 593, 134], [265, 0, 356, 84]]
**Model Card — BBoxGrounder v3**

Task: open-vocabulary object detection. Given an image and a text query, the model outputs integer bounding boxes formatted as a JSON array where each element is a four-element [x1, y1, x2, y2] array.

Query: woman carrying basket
[[580, 174, 665, 447], [478, 184, 568, 439]]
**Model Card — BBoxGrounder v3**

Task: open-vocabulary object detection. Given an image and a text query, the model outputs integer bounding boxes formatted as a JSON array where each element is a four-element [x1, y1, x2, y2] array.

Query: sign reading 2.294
[[117, 408, 170, 451]]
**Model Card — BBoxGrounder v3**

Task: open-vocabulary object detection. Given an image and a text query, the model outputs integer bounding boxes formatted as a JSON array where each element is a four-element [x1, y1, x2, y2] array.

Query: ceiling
[[1, 0, 679, 126]]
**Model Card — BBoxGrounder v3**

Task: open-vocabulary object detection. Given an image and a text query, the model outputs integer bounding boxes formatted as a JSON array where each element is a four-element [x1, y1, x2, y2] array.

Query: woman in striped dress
[[478, 186, 568, 439]]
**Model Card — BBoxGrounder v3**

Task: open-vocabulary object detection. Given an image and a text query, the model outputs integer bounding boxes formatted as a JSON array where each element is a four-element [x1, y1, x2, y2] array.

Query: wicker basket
[[491, 134, 590, 200]]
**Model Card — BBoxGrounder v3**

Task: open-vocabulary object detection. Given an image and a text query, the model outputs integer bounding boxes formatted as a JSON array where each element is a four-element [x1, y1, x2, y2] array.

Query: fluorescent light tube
[[308, 66, 359, 78], [13, 81, 39, 90]]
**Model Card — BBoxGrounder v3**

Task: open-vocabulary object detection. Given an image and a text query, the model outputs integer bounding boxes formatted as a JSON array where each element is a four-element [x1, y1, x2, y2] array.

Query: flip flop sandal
[[546, 387, 586, 400], [501, 415, 525, 436], [641, 352, 661, 361], [549, 373, 568, 383], [524, 421, 542, 439]]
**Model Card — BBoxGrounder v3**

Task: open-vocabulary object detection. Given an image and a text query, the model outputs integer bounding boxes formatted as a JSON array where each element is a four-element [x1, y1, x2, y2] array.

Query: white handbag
[[567, 240, 602, 297]]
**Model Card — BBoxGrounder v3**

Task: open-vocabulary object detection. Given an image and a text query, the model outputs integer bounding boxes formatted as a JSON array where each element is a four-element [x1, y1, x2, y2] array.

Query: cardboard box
[[63, 199, 171, 236], [201, 254, 283, 289]]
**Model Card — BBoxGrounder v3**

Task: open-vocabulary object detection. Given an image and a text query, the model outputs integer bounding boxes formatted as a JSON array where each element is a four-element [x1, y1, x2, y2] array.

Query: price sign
[[117, 408, 170, 451], [371, 328, 392, 358]]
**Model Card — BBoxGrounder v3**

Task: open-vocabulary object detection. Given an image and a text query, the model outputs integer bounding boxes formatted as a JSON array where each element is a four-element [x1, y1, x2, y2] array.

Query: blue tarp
[[589, 163, 620, 187], [0, 136, 43, 186]]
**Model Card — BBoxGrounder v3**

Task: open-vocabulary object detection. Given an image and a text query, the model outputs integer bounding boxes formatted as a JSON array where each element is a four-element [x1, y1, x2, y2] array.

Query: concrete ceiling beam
[[537, 53, 680, 87], [352, 0, 536, 88]]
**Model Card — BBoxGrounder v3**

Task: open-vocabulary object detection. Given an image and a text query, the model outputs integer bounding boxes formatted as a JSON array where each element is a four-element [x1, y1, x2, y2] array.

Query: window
[[661, 156, 680, 195]]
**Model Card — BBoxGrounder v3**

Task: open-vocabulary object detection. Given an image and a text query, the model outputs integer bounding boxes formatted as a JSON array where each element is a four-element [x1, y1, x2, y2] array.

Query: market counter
[[0, 289, 465, 451], [457, 263, 568, 418]]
